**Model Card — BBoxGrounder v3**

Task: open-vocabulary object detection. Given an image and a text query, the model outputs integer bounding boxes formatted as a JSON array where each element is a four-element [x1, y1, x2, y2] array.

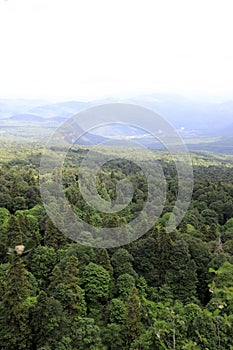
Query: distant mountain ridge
[[9, 114, 44, 122], [28, 101, 89, 118], [0, 95, 233, 139]]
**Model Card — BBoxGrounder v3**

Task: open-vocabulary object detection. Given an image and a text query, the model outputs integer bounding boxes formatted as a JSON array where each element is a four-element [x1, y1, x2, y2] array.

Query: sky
[[1, 0, 233, 102]]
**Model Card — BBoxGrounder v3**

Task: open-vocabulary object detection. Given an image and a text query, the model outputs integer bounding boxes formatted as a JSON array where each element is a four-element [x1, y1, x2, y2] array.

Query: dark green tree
[[191, 309, 219, 349], [184, 235, 211, 304], [29, 245, 57, 286], [69, 317, 102, 349], [48, 265, 63, 293], [111, 248, 137, 278], [0, 232, 31, 350], [124, 287, 142, 348], [81, 262, 111, 304], [6, 215, 21, 249], [108, 298, 126, 324], [165, 239, 198, 303], [116, 273, 135, 300], [103, 323, 125, 350], [95, 248, 113, 276], [31, 290, 64, 349], [133, 237, 159, 286], [208, 261, 233, 314], [62, 256, 86, 317], [81, 262, 110, 321], [0, 208, 9, 262], [156, 227, 175, 285], [44, 218, 67, 248]]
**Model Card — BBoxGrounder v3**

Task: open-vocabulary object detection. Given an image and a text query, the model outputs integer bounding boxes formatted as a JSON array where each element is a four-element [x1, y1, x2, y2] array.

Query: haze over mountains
[[0, 95, 233, 153]]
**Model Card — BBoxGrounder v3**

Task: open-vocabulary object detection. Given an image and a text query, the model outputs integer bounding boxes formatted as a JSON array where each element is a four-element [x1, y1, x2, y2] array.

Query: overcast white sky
[[1, 0, 233, 101]]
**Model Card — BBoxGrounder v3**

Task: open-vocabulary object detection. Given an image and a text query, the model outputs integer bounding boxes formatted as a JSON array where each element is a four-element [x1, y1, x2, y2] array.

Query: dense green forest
[[0, 144, 233, 349]]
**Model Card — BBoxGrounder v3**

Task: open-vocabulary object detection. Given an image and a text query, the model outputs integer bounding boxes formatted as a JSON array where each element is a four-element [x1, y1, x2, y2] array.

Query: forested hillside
[[0, 145, 233, 349]]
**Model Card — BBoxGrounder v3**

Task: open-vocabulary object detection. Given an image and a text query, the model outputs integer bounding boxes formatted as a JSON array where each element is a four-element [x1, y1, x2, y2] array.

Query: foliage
[[1, 145, 233, 348]]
